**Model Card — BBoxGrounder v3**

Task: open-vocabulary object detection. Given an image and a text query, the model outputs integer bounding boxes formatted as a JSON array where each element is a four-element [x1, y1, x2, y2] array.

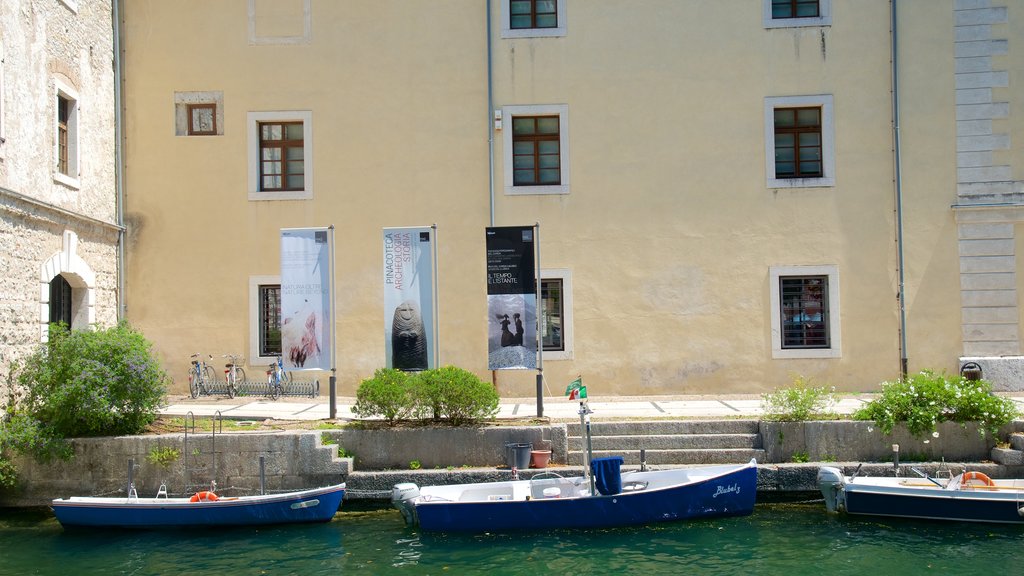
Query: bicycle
[[266, 355, 292, 400], [222, 354, 246, 399], [188, 353, 214, 399]]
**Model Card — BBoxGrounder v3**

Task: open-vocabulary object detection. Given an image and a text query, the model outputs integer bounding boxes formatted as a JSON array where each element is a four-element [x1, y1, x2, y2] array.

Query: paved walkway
[[159, 393, 984, 422]]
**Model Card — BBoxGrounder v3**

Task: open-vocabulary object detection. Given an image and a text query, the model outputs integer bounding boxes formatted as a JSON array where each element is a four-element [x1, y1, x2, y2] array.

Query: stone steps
[[991, 431, 1024, 465], [566, 420, 765, 466]]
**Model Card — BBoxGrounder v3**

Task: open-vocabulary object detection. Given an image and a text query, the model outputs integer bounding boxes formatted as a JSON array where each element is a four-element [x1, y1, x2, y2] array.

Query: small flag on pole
[[565, 376, 587, 400]]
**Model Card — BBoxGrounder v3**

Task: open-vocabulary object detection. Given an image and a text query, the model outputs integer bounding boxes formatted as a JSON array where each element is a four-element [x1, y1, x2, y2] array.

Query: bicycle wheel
[[202, 365, 215, 395], [228, 367, 246, 398], [269, 376, 281, 400], [189, 367, 200, 399]]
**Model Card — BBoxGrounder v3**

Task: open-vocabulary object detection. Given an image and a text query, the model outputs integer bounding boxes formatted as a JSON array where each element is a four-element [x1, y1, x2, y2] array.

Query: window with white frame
[[769, 265, 841, 359], [764, 95, 834, 189], [249, 276, 282, 364], [502, 104, 569, 195], [54, 79, 80, 188], [247, 111, 312, 200], [541, 268, 573, 360], [763, 0, 831, 28], [502, 0, 566, 38]]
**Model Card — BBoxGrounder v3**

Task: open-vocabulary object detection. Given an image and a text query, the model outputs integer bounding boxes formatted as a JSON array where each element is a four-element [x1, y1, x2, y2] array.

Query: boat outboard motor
[[817, 467, 846, 513], [392, 483, 421, 526]]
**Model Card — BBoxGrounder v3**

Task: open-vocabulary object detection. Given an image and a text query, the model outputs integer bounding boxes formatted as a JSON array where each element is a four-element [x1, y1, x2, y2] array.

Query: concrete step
[[567, 448, 766, 466], [566, 419, 760, 436], [569, 433, 761, 451]]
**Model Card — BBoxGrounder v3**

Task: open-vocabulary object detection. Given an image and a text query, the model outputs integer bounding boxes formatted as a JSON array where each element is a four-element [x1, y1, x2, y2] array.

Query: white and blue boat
[[393, 459, 757, 532], [818, 466, 1024, 524], [51, 483, 346, 529]]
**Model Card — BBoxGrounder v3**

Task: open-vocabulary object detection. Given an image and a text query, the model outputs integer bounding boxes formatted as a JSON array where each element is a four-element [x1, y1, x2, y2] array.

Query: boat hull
[[843, 484, 1024, 524], [51, 484, 345, 529], [409, 462, 757, 532]]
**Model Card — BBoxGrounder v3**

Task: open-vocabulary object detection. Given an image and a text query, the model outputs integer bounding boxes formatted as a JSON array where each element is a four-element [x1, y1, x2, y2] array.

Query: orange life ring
[[961, 471, 995, 488], [190, 491, 219, 502]]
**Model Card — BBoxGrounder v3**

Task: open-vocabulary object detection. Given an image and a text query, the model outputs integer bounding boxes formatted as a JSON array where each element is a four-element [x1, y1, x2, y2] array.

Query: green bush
[[413, 366, 499, 425], [352, 368, 415, 423], [13, 322, 168, 439], [853, 370, 1019, 438], [761, 376, 838, 421]]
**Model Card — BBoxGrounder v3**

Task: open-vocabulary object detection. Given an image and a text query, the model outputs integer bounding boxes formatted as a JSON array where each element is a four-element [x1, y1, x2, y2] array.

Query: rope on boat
[[344, 488, 396, 498]]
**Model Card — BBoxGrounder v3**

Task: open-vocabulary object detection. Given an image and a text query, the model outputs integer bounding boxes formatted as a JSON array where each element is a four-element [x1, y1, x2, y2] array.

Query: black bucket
[[505, 442, 532, 469]]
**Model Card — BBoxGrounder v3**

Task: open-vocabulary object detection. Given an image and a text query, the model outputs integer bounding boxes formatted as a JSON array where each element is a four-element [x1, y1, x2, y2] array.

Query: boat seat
[[529, 477, 580, 499]]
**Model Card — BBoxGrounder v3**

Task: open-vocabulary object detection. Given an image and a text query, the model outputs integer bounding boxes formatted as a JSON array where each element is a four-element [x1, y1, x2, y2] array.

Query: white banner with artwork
[[383, 226, 436, 371], [280, 227, 333, 371]]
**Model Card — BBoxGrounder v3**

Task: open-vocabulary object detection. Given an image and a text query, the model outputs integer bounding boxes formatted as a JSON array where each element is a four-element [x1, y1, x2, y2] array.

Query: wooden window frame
[[258, 121, 304, 192], [502, 0, 565, 38], [502, 104, 569, 195], [187, 103, 217, 136], [763, 0, 830, 28], [771, 0, 819, 19], [764, 95, 833, 188], [509, 0, 558, 30], [773, 107, 823, 179], [512, 115, 561, 187], [57, 95, 69, 175]]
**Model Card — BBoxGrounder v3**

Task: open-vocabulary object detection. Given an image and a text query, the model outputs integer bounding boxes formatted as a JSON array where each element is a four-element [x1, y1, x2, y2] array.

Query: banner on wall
[[383, 226, 436, 371], [485, 226, 537, 370], [280, 227, 333, 371]]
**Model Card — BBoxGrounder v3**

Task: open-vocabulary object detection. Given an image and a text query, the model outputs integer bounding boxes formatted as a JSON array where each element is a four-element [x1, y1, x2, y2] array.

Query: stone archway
[[38, 230, 96, 341]]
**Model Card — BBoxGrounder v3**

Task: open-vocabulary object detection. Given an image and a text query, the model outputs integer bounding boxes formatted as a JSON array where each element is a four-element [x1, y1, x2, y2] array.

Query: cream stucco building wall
[[120, 0, 1020, 397], [0, 0, 121, 402]]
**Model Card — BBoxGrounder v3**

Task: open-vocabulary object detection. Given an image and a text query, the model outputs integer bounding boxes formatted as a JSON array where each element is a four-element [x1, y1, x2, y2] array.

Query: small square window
[[187, 103, 217, 136]]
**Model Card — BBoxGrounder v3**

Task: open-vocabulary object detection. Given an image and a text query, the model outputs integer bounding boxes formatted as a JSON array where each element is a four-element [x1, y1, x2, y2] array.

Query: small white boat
[[818, 466, 1024, 524]]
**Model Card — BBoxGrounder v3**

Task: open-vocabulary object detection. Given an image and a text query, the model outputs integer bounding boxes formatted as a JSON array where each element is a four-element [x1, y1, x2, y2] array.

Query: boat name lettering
[[713, 484, 740, 498]]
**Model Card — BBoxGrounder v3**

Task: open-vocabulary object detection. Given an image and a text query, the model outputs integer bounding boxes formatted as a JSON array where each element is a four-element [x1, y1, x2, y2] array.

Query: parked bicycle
[[222, 354, 246, 399], [266, 355, 292, 400], [188, 353, 214, 399]]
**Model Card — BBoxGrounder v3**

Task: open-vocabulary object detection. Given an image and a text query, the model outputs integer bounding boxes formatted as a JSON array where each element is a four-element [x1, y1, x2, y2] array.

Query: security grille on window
[[512, 116, 560, 186], [774, 107, 822, 178], [541, 278, 563, 352], [771, 0, 819, 19], [259, 285, 282, 356], [57, 95, 70, 175], [259, 122, 304, 191], [510, 0, 557, 29], [780, 276, 829, 349], [187, 103, 217, 136]]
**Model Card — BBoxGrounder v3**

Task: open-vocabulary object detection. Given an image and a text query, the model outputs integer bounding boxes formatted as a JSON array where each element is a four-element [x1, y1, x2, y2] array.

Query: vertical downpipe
[[891, 0, 909, 378], [113, 0, 127, 319], [486, 0, 495, 228]]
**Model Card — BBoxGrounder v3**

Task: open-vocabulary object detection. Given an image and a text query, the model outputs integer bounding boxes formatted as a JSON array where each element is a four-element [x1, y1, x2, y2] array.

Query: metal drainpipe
[[486, 0, 495, 228], [891, 0, 908, 378], [113, 0, 127, 320]]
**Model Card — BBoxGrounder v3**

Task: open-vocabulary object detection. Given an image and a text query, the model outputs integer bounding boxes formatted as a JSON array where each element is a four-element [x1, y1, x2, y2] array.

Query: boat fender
[[961, 471, 995, 488], [190, 491, 219, 502]]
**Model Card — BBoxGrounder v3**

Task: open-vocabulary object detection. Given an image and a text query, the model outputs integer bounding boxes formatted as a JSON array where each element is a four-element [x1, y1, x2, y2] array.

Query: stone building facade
[[0, 0, 120, 402]]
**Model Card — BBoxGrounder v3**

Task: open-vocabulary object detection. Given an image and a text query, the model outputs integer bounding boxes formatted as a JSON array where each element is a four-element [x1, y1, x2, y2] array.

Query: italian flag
[[565, 377, 587, 400]]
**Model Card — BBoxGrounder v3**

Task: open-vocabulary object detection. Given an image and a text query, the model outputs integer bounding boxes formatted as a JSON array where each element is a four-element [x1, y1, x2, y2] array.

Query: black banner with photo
[[485, 226, 537, 370]]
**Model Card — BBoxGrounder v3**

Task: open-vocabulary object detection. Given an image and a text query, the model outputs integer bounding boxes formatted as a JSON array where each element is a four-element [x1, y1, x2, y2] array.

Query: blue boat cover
[[591, 456, 624, 495]]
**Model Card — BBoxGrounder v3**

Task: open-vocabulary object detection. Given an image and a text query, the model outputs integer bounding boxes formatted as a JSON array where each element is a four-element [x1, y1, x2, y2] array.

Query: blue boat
[[818, 466, 1024, 524], [51, 483, 345, 529], [392, 459, 757, 532]]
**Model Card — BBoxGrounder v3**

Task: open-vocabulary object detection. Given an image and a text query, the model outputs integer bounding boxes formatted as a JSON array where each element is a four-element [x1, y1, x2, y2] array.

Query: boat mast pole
[[579, 401, 595, 495]]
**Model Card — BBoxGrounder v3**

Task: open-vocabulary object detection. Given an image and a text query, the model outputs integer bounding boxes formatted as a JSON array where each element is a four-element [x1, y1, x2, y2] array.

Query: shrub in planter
[[413, 366, 499, 425], [853, 370, 1019, 438], [352, 368, 415, 423]]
